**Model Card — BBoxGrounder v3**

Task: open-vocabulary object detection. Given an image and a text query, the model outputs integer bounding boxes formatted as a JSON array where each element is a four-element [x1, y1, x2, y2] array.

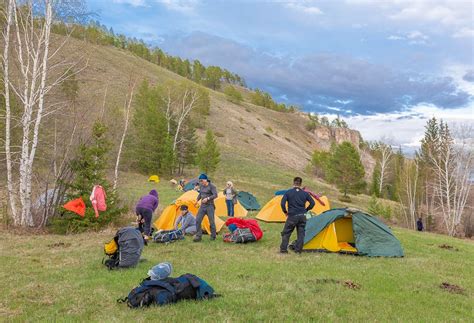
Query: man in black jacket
[[280, 177, 315, 253]]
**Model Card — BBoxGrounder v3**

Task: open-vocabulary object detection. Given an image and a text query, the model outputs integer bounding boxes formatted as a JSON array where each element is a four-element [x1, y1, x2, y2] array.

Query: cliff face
[[311, 126, 361, 150], [309, 126, 374, 180]]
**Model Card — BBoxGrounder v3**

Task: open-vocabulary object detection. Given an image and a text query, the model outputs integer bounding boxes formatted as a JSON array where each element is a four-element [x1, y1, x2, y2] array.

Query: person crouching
[[174, 205, 197, 235]]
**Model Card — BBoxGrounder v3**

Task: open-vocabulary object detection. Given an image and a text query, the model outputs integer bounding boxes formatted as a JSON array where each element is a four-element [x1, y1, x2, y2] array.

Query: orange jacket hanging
[[63, 197, 86, 217]]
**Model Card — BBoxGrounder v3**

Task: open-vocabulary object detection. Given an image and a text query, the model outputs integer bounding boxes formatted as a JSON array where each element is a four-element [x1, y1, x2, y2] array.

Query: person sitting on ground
[[174, 205, 197, 235], [280, 177, 315, 254], [416, 217, 424, 232], [135, 189, 159, 241], [194, 173, 218, 242], [148, 262, 173, 281], [223, 181, 238, 217]]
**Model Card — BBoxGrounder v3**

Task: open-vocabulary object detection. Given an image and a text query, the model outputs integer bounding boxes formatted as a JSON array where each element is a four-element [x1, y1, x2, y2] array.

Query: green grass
[[1, 150, 471, 321], [1, 224, 472, 321]]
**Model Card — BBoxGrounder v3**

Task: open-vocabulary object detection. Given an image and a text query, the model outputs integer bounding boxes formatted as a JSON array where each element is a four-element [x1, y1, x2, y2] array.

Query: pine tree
[[197, 130, 220, 174], [327, 142, 366, 197], [371, 162, 381, 197], [52, 121, 123, 233]]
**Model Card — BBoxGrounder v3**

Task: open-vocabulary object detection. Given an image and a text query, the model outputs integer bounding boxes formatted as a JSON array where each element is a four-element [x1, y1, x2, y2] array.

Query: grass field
[[1, 152, 471, 321], [1, 217, 473, 321]]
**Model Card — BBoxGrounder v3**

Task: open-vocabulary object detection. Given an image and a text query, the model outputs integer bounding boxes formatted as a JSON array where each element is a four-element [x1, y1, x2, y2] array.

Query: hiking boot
[[280, 250, 288, 254], [193, 236, 202, 242]]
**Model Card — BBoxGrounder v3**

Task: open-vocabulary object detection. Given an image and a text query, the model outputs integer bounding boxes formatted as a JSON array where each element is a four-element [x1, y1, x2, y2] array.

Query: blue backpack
[[118, 274, 217, 308]]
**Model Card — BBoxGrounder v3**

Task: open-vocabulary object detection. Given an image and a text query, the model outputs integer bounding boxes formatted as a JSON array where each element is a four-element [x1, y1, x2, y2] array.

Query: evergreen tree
[[52, 121, 123, 233], [419, 117, 439, 164], [311, 150, 331, 178], [327, 142, 366, 197], [197, 130, 220, 174], [371, 162, 381, 197]]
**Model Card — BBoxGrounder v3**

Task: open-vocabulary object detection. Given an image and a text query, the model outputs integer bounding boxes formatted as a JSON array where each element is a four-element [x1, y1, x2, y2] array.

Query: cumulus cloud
[[112, 0, 146, 6], [347, 0, 473, 39], [463, 70, 474, 83], [161, 32, 472, 115], [342, 104, 474, 149], [387, 30, 429, 44], [285, 1, 323, 15], [157, 0, 199, 12]]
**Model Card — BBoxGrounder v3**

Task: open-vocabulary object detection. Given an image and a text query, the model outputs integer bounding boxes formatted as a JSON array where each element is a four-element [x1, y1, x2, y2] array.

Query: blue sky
[[87, 0, 473, 147]]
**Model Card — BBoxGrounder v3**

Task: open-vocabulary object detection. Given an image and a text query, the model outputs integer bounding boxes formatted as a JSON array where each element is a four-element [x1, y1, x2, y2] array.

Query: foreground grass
[[1, 221, 472, 321]]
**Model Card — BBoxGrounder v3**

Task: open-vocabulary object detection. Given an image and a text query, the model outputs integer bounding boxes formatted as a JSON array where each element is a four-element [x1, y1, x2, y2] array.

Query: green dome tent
[[301, 208, 404, 257], [237, 191, 260, 210]]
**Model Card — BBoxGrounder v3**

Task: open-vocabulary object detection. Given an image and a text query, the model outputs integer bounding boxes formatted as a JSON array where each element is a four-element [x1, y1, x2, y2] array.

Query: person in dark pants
[[280, 177, 315, 254], [416, 217, 424, 232], [224, 181, 237, 217], [193, 173, 218, 242], [135, 189, 159, 240]]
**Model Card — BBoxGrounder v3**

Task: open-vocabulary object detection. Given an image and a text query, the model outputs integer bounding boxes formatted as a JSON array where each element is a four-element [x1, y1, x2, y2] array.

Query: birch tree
[[2, 0, 86, 226], [398, 159, 420, 230], [430, 123, 472, 236], [113, 80, 135, 191]]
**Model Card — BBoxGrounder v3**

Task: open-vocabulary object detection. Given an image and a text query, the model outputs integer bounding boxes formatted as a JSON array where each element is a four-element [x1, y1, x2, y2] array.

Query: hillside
[[57, 36, 370, 173]]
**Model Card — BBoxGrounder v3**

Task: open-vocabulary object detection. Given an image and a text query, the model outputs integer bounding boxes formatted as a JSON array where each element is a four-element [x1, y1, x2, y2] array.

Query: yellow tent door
[[303, 217, 357, 253], [214, 192, 248, 218], [256, 195, 330, 222]]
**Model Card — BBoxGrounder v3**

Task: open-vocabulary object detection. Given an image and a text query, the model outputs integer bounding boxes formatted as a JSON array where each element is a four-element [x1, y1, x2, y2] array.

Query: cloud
[[161, 32, 472, 115], [284, 1, 323, 15], [387, 30, 429, 44], [453, 27, 474, 38], [342, 104, 474, 148], [156, 0, 198, 12], [463, 70, 474, 83], [347, 0, 473, 39], [112, 0, 146, 6]]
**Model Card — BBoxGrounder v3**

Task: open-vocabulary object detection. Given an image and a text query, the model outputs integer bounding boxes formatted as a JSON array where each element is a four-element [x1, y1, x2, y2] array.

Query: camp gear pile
[[118, 274, 216, 308], [152, 229, 185, 243]]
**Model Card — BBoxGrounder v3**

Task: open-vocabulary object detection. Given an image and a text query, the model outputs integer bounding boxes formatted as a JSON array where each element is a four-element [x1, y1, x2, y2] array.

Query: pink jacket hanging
[[90, 185, 107, 218]]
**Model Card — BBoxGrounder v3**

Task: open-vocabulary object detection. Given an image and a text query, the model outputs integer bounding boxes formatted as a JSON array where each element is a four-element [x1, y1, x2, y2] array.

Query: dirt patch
[[438, 244, 459, 251], [309, 278, 361, 290], [47, 242, 71, 248], [440, 282, 465, 294], [342, 280, 361, 290]]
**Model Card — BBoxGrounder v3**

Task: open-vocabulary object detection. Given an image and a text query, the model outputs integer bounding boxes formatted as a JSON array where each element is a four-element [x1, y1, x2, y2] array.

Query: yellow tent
[[304, 216, 356, 253], [153, 201, 225, 235], [174, 190, 248, 218], [148, 175, 160, 183], [256, 195, 330, 222], [215, 192, 248, 218]]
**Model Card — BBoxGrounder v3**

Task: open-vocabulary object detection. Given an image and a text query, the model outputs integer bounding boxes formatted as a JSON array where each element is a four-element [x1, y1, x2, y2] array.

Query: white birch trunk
[[2, 0, 18, 224], [113, 81, 136, 191]]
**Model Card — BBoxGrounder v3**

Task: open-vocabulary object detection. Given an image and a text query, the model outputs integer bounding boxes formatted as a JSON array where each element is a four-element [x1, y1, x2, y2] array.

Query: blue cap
[[148, 262, 172, 280], [198, 173, 208, 180]]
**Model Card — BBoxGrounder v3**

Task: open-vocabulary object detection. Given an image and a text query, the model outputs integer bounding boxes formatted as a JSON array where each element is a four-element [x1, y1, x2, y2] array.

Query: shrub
[[224, 85, 243, 104], [367, 194, 392, 219]]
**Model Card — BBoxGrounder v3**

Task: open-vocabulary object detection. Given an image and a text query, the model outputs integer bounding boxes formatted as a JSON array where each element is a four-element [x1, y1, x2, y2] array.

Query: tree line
[[51, 20, 245, 90], [310, 118, 473, 237]]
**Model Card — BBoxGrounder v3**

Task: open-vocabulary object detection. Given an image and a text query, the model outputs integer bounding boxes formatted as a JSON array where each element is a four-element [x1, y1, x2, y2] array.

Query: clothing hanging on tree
[[90, 185, 107, 218]]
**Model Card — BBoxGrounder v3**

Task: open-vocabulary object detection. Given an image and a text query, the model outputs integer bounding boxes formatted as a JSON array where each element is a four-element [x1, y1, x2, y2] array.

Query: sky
[[86, 0, 474, 150]]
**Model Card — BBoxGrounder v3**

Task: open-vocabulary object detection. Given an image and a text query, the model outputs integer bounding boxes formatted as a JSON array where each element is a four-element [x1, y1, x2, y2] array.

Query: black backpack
[[118, 274, 217, 308]]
